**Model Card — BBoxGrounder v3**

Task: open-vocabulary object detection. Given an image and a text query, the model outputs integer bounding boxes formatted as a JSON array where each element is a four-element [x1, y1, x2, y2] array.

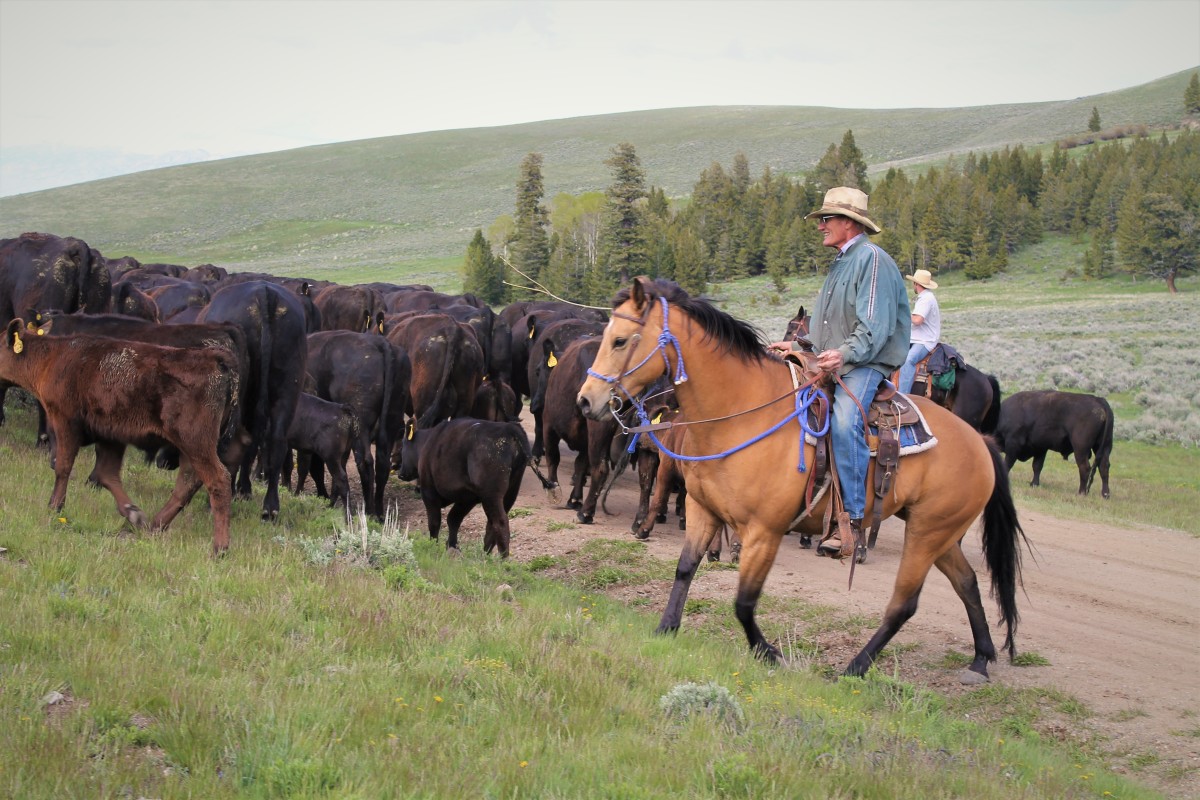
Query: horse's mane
[[612, 279, 767, 364]]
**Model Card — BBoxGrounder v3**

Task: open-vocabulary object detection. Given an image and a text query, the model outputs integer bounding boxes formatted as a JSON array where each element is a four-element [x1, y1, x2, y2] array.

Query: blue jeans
[[830, 366, 884, 520], [898, 343, 931, 394]]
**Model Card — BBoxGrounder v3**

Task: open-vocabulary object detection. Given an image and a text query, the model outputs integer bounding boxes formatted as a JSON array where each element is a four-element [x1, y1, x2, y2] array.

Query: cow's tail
[[377, 341, 396, 472], [1087, 399, 1115, 494], [981, 436, 1029, 662], [981, 374, 1002, 435], [515, 424, 557, 490], [254, 288, 274, 449], [601, 438, 633, 514], [417, 323, 459, 429]]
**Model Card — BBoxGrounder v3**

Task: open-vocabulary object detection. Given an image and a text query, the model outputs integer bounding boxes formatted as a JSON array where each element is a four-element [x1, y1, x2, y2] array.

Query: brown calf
[[1, 319, 240, 553]]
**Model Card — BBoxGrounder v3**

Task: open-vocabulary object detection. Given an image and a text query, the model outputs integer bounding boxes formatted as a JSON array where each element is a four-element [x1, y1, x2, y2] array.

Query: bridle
[[585, 294, 830, 471]]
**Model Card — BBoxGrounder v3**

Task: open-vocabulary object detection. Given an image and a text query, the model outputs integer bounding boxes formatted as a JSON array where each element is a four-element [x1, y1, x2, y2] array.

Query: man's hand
[[817, 349, 844, 372], [767, 340, 793, 355]]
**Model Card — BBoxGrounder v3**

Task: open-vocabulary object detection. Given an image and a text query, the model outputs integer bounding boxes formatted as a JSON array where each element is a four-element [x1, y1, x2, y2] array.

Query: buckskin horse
[[577, 277, 1027, 681]]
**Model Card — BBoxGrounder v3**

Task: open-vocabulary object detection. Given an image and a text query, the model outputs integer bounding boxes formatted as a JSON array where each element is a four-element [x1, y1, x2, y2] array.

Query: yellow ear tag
[[528, 328, 535, 339], [547, 353, 557, 368], [37, 328, 46, 336], [652, 412, 663, 424], [12, 331, 23, 354], [407, 423, 415, 441]]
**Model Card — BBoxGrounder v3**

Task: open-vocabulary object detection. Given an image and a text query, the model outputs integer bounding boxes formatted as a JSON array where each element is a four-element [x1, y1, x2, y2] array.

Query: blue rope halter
[[588, 295, 829, 472]]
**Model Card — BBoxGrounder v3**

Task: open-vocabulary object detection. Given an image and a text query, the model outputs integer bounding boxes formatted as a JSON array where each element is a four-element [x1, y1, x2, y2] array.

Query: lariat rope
[[587, 296, 831, 471]]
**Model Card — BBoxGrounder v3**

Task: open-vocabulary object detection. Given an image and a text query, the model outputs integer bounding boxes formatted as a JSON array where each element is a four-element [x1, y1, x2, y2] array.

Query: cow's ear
[[7, 319, 24, 354]]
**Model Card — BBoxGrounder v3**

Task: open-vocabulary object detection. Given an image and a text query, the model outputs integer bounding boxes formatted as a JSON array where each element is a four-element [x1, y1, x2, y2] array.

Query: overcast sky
[[2, 0, 1198, 196]]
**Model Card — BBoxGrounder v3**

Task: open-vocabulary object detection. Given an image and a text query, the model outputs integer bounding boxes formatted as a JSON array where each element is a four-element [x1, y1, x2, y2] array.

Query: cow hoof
[[855, 545, 868, 565], [124, 505, 148, 529], [566, 498, 582, 510], [633, 529, 650, 540], [799, 534, 813, 549], [655, 513, 667, 523], [706, 550, 720, 563], [959, 668, 989, 685], [577, 512, 594, 524], [261, 508, 279, 522], [447, 546, 462, 558]]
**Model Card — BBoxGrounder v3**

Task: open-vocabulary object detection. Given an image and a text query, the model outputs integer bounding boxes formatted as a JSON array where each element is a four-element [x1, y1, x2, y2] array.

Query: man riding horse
[[770, 186, 910, 558]]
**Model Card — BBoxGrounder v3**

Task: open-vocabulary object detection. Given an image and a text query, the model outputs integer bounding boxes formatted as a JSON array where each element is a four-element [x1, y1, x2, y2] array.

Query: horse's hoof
[[959, 668, 989, 685]]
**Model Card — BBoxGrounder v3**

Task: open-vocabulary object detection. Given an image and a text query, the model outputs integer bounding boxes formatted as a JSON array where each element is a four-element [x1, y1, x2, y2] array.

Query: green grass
[[0, 404, 1170, 800]]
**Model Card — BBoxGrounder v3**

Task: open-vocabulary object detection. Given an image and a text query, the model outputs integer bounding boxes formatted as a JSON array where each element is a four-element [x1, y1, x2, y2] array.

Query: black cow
[[995, 390, 1115, 498], [312, 284, 386, 334], [1, 319, 240, 553], [199, 281, 309, 521], [527, 317, 606, 460], [285, 393, 358, 514], [385, 312, 484, 429], [305, 330, 410, 519], [0, 232, 111, 427], [396, 418, 555, 557], [540, 336, 620, 523]]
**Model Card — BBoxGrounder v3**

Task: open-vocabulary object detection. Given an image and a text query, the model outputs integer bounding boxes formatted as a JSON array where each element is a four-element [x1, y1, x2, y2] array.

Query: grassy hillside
[[1, 68, 1195, 278]]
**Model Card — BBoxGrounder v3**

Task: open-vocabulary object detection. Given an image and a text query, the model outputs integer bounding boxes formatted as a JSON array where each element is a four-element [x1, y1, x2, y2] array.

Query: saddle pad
[[869, 399, 937, 456]]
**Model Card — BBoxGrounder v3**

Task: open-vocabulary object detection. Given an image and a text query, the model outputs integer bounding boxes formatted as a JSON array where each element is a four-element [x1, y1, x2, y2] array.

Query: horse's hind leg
[[933, 544, 997, 683], [657, 500, 722, 635]]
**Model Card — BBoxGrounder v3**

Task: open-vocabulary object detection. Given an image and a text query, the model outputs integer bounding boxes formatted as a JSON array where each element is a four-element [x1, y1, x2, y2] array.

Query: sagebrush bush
[[659, 681, 746, 731]]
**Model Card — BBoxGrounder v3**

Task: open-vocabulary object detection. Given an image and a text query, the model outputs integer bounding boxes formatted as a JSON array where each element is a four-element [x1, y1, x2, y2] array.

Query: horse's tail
[[981, 436, 1028, 661], [981, 374, 1002, 435]]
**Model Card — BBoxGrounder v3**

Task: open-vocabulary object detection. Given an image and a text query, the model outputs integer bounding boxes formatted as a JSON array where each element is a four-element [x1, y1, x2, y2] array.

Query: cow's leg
[[309, 456, 329, 498], [480, 496, 511, 557], [151, 458, 204, 531], [635, 455, 672, 540], [373, 440, 391, 520], [531, 409, 545, 462], [579, 454, 609, 524], [1072, 445, 1091, 495], [1096, 449, 1112, 499], [543, 426, 562, 491], [154, 451, 232, 554], [1029, 452, 1046, 487], [48, 424, 84, 512], [445, 500, 476, 552], [259, 432, 288, 522], [291, 450, 308, 495], [568, 451, 588, 510], [421, 490, 444, 544], [89, 441, 147, 528], [351, 434, 376, 518], [632, 449, 658, 533], [328, 456, 351, 512]]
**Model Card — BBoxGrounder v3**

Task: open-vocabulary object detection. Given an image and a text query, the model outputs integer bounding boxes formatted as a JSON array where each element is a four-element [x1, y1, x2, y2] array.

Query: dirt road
[[480, 451, 1200, 797]]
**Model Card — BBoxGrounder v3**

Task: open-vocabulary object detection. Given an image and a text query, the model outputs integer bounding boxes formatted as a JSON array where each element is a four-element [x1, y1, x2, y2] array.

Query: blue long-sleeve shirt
[[810, 235, 911, 377]]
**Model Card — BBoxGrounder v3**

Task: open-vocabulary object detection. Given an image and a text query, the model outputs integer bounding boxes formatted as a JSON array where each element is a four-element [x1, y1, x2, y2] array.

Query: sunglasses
[[818, 215, 842, 224]]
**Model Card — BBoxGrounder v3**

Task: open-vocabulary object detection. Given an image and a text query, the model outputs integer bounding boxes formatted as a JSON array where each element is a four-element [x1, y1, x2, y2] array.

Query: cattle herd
[[0, 231, 1116, 557]]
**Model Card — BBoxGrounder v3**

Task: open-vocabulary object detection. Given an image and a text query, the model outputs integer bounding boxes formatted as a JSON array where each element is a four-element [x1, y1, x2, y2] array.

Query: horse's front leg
[[657, 498, 723, 635], [733, 523, 784, 662]]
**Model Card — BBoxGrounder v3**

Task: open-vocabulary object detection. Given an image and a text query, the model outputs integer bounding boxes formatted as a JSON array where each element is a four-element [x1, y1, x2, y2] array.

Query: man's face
[[817, 215, 856, 249]]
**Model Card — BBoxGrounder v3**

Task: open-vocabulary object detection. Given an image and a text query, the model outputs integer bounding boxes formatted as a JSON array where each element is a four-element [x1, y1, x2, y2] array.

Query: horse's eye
[[613, 336, 628, 349]]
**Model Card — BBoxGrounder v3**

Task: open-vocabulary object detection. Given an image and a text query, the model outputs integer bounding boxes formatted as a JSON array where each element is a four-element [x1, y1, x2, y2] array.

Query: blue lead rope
[[587, 295, 829, 472]]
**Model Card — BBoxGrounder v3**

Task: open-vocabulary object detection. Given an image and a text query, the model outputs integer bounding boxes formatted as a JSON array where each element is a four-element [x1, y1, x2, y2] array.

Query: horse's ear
[[631, 276, 652, 310], [797, 305, 805, 318]]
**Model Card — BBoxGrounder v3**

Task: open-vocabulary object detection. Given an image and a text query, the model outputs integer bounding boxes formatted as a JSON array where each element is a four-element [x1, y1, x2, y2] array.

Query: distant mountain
[[1, 68, 1195, 279]]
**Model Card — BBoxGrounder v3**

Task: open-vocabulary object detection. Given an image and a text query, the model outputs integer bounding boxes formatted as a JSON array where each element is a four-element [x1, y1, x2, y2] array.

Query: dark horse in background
[[785, 305, 1001, 434]]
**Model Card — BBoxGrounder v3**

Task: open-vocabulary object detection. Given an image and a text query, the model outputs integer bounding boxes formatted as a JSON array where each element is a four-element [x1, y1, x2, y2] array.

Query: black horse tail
[[981, 436, 1029, 662], [981, 374, 1002, 435]]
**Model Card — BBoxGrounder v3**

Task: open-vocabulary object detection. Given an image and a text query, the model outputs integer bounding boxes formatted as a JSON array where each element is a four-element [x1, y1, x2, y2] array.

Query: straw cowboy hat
[[805, 186, 881, 234], [905, 269, 939, 290]]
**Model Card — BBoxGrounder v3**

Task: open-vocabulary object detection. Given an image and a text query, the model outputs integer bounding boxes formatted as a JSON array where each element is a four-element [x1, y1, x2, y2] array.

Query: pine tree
[[1088, 106, 1101, 133], [510, 153, 550, 297], [462, 230, 505, 304], [839, 129, 870, 192], [1185, 72, 1200, 115], [599, 142, 649, 292]]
